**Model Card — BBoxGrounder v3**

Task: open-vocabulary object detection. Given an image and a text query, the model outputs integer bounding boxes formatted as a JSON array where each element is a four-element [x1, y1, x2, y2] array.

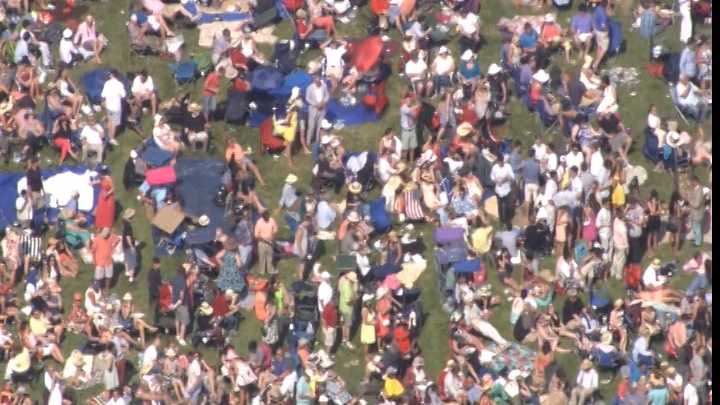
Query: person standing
[[610, 209, 628, 280], [399, 92, 420, 164], [337, 270, 358, 350], [146, 257, 162, 307], [170, 266, 190, 346], [91, 228, 120, 293], [686, 176, 705, 248], [121, 209, 138, 283], [490, 154, 516, 228], [254, 210, 278, 275], [202, 66, 224, 122], [15, 190, 32, 229], [94, 167, 116, 230], [100, 70, 126, 146], [321, 297, 338, 353], [304, 74, 330, 149]]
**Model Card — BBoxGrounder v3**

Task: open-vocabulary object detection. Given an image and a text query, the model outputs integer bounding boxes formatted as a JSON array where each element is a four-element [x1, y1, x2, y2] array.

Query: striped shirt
[[19, 234, 43, 262]]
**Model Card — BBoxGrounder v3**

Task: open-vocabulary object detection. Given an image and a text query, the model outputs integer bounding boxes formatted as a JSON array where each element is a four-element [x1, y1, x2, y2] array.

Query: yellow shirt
[[29, 316, 49, 336], [611, 184, 626, 208], [471, 226, 494, 254]]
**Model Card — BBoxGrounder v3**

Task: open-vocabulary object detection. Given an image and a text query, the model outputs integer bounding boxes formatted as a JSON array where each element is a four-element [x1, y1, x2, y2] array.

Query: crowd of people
[[0, 0, 713, 403]]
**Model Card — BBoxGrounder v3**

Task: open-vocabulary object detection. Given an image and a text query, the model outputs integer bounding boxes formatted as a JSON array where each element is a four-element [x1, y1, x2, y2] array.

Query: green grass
[[1, 0, 711, 402]]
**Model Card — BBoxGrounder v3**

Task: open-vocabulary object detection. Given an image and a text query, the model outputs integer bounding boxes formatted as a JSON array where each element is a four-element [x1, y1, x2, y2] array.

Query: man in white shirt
[[569, 359, 599, 405], [317, 271, 333, 313], [565, 143, 585, 170], [59, 28, 82, 68], [15, 190, 32, 229], [101, 70, 127, 145], [131, 70, 157, 116], [589, 144, 605, 180], [321, 39, 347, 87], [457, 10, 480, 51], [405, 51, 429, 95], [304, 75, 330, 148], [683, 382, 699, 405], [80, 116, 105, 163], [676, 74, 708, 121], [540, 171, 558, 208], [490, 154, 516, 228], [642, 258, 667, 289]]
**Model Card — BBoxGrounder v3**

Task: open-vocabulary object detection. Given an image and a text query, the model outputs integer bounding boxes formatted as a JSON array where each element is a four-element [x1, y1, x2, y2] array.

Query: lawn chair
[[668, 84, 690, 125], [170, 59, 199, 86]]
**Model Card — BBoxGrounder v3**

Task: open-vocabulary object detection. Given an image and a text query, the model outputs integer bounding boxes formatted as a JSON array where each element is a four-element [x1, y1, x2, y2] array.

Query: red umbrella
[[352, 36, 384, 73]]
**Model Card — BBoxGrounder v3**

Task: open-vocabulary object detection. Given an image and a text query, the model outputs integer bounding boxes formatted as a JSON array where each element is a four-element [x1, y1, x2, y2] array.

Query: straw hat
[[296, 9, 307, 18], [198, 215, 210, 226], [165, 347, 177, 358], [122, 208, 135, 221], [122, 292, 133, 301], [532, 69, 550, 83], [544, 13, 555, 22], [666, 132, 681, 148], [583, 55, 594, 70], [457, 122, 474, 137], [487, 63, 502, 76], [601, 331, 613, 345], [348, 181, 362, 194], [285, 173, 298, 184], [580, 358, 593, 370], [651, 258, 662, 268], [198, 301, 213, 316], [538, 269, 555, 283], [481, 148, 497, 163]]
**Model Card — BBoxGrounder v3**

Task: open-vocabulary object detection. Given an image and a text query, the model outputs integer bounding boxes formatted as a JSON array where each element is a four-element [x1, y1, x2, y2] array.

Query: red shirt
[[212, 294, 230, 318], [321, 303, 338, 328], [92, 234, 118, 267], [203, 72, 221, 97], [393, 325, 412, 354]]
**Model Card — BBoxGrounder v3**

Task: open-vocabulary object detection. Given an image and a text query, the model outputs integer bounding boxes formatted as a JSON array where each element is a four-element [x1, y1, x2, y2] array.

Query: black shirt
[[184, 113, 206, 133], [122, 220, 135, 250], [147, 268, 162, 299], [562, 297, 584, 325], [26, 167, 43, 192]]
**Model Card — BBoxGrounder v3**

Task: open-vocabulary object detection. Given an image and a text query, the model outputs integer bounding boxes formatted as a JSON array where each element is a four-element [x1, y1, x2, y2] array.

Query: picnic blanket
[[0, 166, 98, 229], [197, 21, 277, 48], [396, 260, 426, 288], [481, 342, 537, 376], [497, 14, 562, 36]]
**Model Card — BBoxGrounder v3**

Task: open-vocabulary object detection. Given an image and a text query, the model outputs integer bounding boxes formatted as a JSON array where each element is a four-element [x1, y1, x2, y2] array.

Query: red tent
[[351, 36, 384, 73]]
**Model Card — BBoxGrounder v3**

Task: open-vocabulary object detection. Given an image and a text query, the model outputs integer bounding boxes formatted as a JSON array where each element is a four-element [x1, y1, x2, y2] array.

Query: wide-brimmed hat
[[487, 63, 502, 75], [198, 215, 210, 226], [122, 292, 133, 301], [544, 13, 555, 22], [481, 148, 497, 163], [601, 331, 613, 345], [532, 69, 550, 83], [538, 269, 555, 283], [62, 28, 73, 39], [461, 49, 474, 62], [438, 46, 449, 54], [666, 132, 681, 148], [321, 119, 333, 130], [285, 173, 298, 184], [198, 301, 213, 316], [296, 9, 307, 18], [348, 181, 362, 194], [122, 208, 135, 221], [165, 347, 177, 358], [188, 102, 202, 113], [651, 258, 662, 268], [457, 122, 474, 137]]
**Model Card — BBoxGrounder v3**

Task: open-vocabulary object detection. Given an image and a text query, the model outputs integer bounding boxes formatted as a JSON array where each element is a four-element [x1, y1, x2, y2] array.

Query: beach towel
[[145, 166, 177, 186]]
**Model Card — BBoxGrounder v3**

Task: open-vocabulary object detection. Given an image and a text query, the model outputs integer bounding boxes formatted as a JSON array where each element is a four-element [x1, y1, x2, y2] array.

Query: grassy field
[[2, 0, 712, 402]]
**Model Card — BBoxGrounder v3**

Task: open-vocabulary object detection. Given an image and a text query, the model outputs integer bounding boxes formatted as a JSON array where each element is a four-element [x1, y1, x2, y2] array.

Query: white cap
[[129, 150, 138, 159], [461, 49, 474, 61], [320, 271, 331, 280], [438, 46, 449, 54], [533, 69, 550, 83], [63, 28, 73, 39], [487, 64, 502, 75]]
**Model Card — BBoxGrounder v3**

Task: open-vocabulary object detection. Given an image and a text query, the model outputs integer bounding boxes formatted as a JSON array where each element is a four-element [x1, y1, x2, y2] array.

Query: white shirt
[[490, 163, 515, 197], [376, 156, 395, 184], [570, 177, 584, 199], [59, 38, 78, 64], [324, 45, 346, 70], [545, 152, 558, 172], [676, 81, 700, 106], [565, 151, 584, 170], [542, 178, 558, 206], [141, 344, 158, 368], [80, 124, 104, 145], [589, 150, 604, 179], [596, 207, 611, 235], [317, 281, 333, 312], [457, 13, 480, 36], [575, 369, 599, 390], [16, 195, 32, 222], [405, 59, 427, 78], [131, 76, 154, 96], [642, 265, 666, 288], [101, 77, 127, 113], [432, 55, 455, 75], [683, 382, 699, 405]]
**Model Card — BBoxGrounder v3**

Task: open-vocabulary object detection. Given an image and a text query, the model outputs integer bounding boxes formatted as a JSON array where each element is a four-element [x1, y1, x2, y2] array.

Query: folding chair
[[668, 85, 690, 125]]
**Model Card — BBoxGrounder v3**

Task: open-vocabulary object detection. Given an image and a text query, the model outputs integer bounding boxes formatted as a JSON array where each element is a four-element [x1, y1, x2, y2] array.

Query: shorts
[[609, 132, 628, 152], [340, 310, 353, 328], [107, 109, 122, 127], [203, 95, 217, 113], [124, 248, 138, 270], [594, 30, 609, 51], [400, 127, 417, 151], [326, 65, 343, 81], [94, 264, 113, 280], [388, 4, 400, 22], [175, 304, 190, 325], [188, 131, 208, 143]]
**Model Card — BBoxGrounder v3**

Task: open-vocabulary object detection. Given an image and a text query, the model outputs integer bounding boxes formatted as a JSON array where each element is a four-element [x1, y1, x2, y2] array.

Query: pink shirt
[[612, 218, 628, 249], [74, 22, 98, 45]]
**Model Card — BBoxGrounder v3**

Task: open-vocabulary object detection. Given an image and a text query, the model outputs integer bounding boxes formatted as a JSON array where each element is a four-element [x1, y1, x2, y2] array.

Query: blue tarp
[[141, 141, 174, 167], [452, 259, 482, 273], [0, 165, 97, 229], [249, 66, 285, 92], [196, 11, 251, 25], [80, 69, 131, 105]]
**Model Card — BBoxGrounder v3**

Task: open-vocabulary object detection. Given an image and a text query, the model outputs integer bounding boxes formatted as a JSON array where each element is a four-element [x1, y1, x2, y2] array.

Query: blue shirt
[[648, 387, 669, 405], [295, 376, 312, 405], [679, 47, 697, 79], [593, 6, 609, 32], [521, 158, 541, 185], [459, 61, 482, 81], [571, 13, 593, 34], [519, 30, 538, 50]]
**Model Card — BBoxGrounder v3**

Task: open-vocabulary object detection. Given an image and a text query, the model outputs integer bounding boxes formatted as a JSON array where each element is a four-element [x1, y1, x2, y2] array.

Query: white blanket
[[17, 170, 97, 211]]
